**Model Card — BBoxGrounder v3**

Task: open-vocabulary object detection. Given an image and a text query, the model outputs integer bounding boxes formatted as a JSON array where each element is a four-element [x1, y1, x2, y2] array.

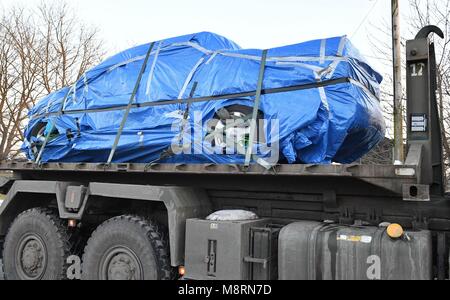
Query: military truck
[[0, 27, 448, 280]]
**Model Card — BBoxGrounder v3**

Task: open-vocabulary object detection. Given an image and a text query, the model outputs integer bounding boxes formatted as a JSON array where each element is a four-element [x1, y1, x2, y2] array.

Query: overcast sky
[[0, 0, 409, 73]]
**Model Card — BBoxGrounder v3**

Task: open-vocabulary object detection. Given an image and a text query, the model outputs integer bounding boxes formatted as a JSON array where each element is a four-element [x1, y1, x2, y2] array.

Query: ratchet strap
[[144, 82, 199, 170], [107, 42, 156, 164], [245, 50, 268, 168]]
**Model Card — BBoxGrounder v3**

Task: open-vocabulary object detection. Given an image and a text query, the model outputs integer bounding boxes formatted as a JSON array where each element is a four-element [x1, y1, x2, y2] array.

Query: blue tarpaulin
[[22, 32, 385, 165]]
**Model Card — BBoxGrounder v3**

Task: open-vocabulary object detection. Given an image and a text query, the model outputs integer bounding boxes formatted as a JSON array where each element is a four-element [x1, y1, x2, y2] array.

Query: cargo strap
[[35, 88, 73, 164], [107, 42, 156, 165], [144, 83, 198, 169], [33, 77, 352, 119], [173, 82, 199, 154], [245, 49, 268, 168]]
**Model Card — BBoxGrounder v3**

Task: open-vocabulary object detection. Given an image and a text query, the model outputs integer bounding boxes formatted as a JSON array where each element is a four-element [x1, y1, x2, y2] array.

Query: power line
[[351, 0, 380, 39]]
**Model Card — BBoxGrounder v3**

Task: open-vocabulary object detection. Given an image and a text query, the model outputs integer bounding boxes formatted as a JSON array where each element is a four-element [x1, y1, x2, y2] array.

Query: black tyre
[[81, 216, 174, 280], [2, 208, 73, 280]]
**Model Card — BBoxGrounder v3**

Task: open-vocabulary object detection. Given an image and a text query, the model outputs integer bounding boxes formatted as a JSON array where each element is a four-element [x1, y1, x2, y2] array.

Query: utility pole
[[392, 0, 404, 163]]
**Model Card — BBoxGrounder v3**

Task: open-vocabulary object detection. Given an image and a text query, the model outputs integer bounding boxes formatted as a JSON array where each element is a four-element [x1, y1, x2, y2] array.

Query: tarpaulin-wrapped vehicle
[[22, 32, 385, 165], [0, 26, 448, 281]]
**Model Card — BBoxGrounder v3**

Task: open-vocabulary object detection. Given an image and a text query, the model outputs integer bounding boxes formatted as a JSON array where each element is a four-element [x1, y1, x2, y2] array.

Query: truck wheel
[[207, 105, 265, 154], [81, 216, 174, 280], [2, 208, 73, 280]]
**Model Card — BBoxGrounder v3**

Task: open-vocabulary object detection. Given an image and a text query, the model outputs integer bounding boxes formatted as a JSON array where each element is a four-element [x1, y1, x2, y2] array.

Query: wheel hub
[[101, 247, 143, 280], [108, 254, 137, 280], [17, 235, 47, 280]]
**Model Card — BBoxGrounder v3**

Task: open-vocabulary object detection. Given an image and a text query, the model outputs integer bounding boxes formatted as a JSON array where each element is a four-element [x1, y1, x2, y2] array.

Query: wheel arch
[[84, 183, 212, 266], [0, 181, 72, 237], [0, 181, 212, 267]]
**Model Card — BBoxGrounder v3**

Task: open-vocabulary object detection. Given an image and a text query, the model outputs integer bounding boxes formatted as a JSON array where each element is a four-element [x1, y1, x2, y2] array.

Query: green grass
[[0, 194, 5, 201]]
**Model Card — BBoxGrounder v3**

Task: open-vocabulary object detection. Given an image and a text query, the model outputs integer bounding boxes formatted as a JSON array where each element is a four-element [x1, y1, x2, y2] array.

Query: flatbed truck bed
[[0, 161, 419, 195]]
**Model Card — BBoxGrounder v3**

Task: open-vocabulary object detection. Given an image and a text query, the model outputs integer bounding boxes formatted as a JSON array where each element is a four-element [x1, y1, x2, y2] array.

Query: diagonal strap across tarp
[[107, 42, 156, 164], [245, 49, 268, 168]]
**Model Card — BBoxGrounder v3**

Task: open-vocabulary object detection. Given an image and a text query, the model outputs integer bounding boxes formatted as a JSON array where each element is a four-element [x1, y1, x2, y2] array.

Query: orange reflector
[[387, 224, 404, 239], [179, 266, 186, 276], [68, 220, 77, 228]]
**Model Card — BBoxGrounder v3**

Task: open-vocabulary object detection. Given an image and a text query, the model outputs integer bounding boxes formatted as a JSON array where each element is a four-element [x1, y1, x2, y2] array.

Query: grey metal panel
[[406, 29, 445, 196], [0, 181, 57, 216], [88, 183, 162, 200], [184, 218, 270, 280], [249, 226, 280, 280], [0, 161, 420, 196], [87, 183, 212, 266], [160, 187, 212, 266], [279, 221, 433, 280], [402, 184, 430, 202], [65, 186, 87, 210], [0, 177, 11, 191], [0, 180, 76, 235], [278, 221, 323, 280]]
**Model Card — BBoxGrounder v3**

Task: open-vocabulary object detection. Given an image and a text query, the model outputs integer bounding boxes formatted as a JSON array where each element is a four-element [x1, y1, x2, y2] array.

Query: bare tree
[[0, 8, 41, 160], [0, 1, 104, 160], [38, 1, 104, 93], [364, 0, 450, 174]]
